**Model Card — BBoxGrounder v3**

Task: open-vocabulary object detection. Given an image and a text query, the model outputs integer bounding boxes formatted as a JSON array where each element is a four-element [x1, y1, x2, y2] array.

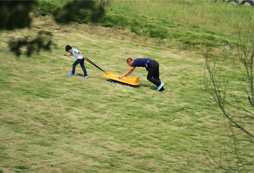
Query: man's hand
[[118, 67, 135, 79]]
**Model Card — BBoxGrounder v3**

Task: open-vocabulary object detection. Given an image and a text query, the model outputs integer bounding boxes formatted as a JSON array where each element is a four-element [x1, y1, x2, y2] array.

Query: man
[[119, 58, 165, 92], [64, 45, 88, 79]]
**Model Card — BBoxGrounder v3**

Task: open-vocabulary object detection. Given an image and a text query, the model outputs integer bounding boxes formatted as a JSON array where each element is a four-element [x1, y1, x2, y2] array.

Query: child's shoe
[[68, 73, 74, 76]]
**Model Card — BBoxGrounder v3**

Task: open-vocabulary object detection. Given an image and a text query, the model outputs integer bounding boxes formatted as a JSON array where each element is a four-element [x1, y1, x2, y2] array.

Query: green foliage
[[34, 0, 105, 24], [100, 14, 132, 28], [0, 0, 37, 30], [146, 28, 168, 39], [35, 1, 60, 16], [0, 0, 105, 57], [0, 0, 55, 57], [53, 0, 105, 24]]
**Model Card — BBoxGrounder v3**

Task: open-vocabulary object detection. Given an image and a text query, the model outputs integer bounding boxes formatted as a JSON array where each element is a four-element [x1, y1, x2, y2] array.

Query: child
[[64, 45, 88, 79]]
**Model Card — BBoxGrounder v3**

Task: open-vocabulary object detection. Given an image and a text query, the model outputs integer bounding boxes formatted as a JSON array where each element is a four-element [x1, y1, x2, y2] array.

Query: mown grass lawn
[[0, 14, 238, 172]]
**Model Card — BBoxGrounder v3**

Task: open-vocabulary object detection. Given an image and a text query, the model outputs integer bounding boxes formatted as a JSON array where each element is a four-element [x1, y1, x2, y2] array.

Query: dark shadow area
[[107, 79, 140, 88], [53, 0, 105, 24], [139, 83, 156, 90], [8, 31, 54, 57], [0, 0, 36, 30], [1, 0, 105, 57], [76, 73, 85, 77]]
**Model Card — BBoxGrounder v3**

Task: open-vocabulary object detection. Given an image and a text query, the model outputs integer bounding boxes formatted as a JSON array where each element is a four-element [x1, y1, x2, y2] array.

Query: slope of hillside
[[1, 1, 253, 172]]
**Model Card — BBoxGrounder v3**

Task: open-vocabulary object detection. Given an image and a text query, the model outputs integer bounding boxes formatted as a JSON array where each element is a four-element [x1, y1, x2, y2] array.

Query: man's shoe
[[68, 73, 74, 76], [157, 82, 164, 91], [84, 75, 88, 79]]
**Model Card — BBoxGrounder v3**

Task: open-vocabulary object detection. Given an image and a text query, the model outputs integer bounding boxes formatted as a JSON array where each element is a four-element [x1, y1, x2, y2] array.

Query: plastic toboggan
[[103, 72, 140, 86]]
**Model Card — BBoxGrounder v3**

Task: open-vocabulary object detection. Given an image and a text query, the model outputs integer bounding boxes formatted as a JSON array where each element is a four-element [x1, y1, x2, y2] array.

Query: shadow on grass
[[106, 79, 140, 88], [76, 73, 84, 77], [76, 73, 158, 90], [139, 83, 156, 90]]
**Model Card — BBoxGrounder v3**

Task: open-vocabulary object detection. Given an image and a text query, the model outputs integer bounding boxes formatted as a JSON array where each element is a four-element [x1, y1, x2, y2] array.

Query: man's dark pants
[[147, 61, 163, 89], [72, 58, 87, 76]]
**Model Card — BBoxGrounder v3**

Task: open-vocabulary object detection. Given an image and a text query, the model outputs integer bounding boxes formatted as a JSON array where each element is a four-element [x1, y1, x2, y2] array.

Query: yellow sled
[[103, 72, 140, 86]]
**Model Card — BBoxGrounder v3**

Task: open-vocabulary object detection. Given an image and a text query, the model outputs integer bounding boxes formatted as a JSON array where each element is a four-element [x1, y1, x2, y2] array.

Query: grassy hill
[[0, 0, 254, 172]]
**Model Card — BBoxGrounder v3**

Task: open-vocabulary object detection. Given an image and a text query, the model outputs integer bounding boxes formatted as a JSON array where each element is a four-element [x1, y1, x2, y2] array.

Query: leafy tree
[[0, 0, 36, 30], [53, 0, 105, 24], [0, 0, 105, 57]]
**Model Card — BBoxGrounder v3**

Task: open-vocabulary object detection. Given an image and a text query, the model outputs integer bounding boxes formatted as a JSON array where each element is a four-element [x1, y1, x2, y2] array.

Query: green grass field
[[108, 0, 254, 35], [0, 0, 254, 172]]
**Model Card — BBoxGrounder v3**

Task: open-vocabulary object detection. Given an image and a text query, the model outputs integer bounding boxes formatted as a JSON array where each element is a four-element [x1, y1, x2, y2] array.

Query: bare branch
[[248, 96, 254, 107], [229, 123, 247, 171]]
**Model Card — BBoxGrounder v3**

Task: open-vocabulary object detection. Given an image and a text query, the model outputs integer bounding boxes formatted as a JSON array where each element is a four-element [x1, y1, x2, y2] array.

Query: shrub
[[146, 28, 168, 39]]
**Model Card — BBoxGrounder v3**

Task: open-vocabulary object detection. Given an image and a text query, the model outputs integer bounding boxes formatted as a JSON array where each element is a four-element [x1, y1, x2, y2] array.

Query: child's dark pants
[[72, 58, 87, 76]]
